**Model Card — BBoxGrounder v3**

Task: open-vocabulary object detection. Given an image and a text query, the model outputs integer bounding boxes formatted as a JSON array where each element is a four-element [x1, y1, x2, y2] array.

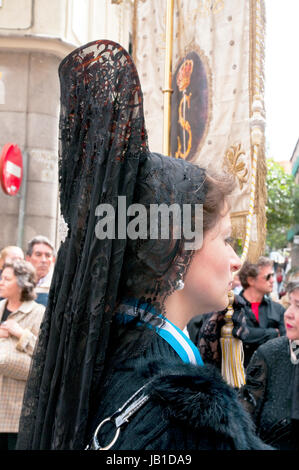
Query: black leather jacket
[[237, 291, 286, 367]]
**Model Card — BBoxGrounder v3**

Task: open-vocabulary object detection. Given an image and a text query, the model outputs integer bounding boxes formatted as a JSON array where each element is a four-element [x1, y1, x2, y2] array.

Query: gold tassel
[[220, 291, 246, 388]]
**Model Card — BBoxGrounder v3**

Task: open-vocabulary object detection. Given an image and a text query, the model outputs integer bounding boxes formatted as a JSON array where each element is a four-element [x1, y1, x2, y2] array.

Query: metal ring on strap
[[92, 417, 121, 450], [85, 384, 151, 451]]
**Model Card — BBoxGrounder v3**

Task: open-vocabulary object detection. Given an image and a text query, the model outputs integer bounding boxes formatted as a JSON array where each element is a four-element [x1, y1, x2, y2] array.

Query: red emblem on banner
[[0, 143, 23, 196]]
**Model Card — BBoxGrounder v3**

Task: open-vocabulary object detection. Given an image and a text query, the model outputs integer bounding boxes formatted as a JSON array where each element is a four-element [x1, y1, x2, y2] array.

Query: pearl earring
[[176, 275, 184, 291]]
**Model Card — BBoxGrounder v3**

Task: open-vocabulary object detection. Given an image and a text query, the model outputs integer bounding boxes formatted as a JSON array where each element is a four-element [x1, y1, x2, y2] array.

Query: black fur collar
[[140, 360, 272, 450]]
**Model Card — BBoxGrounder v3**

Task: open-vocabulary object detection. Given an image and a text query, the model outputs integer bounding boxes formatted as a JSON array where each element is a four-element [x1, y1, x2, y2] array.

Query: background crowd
[[0, 236, 55, 449], [188, 255, 299, 449]]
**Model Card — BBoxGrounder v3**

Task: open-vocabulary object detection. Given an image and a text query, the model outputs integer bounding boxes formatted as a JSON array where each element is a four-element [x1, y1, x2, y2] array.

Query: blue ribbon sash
[[116, 299, 204, 367]]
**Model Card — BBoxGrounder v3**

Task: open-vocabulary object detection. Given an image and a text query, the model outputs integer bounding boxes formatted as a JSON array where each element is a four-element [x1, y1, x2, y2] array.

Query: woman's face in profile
[[284, 289, 299, 341], [183, 210, 241, 314], [0, 267, 21, 301]]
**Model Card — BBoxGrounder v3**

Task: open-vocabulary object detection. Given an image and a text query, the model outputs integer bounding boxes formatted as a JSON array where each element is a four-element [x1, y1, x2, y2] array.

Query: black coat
[[239, 336, 299, 450], [86, 330, 271, 450], [238, 292, 286, 367]]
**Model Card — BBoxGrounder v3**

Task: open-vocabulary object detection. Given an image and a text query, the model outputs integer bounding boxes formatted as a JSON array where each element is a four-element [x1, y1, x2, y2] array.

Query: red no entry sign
[[0, 143, 23, 196]]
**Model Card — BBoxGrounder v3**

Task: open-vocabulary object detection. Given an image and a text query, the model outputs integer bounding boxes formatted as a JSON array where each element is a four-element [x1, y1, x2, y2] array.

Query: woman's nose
[[231, 252, 242, 273], [285, 306, 294, 320]]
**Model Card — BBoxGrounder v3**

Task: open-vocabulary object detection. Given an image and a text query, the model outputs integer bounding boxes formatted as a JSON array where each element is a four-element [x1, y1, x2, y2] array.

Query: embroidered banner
[[133, 0, 267, 261]]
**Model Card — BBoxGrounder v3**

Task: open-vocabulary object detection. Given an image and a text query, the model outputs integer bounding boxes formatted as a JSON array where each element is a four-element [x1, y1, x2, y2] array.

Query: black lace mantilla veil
[[17, 40, 207, 450]]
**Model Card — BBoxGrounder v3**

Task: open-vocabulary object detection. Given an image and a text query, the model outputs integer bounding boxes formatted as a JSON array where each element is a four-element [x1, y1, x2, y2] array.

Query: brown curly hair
[[239, 256, 273, 289], [2, 259, 37, 301]]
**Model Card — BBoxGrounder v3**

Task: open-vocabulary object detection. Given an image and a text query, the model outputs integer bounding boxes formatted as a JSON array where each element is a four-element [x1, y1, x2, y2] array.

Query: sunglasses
[[263, 272, 274, 281]]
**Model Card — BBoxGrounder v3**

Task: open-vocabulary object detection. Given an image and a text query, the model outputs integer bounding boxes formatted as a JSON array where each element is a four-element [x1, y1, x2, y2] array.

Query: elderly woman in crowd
[[0, 259, 45, 450], [239, 281, 299, 450], [0, 246, 24, 277]]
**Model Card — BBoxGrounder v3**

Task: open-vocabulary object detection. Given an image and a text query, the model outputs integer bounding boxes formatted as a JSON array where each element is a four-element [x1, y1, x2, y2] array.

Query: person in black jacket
[[239, 281, 299, 450], [238, 257, 285, 367], [17, 40, 270, 451], [187, 257, 286, 370]]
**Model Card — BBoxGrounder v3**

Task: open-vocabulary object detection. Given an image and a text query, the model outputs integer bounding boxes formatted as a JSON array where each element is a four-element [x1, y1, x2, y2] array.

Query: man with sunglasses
[[238, 256, 286, 367]]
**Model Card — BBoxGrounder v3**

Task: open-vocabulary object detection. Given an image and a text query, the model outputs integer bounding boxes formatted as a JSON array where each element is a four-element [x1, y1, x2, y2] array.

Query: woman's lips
[[286, 323, 293, 329]]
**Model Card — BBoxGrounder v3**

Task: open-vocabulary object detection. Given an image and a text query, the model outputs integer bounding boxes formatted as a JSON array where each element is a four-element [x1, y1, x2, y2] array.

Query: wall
[[0, 0, 133, 251]]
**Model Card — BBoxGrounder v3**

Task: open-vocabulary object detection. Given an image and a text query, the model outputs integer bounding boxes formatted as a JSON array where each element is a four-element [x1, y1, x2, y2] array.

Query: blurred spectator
[[279, 266, 299, 309], [272, 265, 285, 300], [0, 246, 24, 301], [237, 256, 285, 367], [283, 256, 290, 273], [0, 259, 45, 449], [0, 246, 24, 276], [232, 273, 242, 295], [276, 266, 284, 286], [239, 281, 299, 450], [25, 236, 55, 307]]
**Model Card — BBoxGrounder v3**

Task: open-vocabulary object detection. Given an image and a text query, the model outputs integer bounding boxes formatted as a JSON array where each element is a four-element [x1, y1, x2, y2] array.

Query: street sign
[[0, 143, 23, 196]]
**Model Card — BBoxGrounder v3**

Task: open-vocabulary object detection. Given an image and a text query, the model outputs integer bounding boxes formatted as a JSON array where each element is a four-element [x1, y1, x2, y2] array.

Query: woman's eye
[[225, 237, 234, 246]]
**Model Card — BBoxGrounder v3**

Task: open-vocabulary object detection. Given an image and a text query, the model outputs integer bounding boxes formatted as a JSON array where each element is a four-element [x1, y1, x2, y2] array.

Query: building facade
[[0, 0, 133, 251]]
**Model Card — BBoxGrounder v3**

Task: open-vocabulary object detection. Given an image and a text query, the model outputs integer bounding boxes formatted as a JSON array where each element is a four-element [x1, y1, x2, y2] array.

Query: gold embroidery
[[185, 0, 225, 19], [175, 60, 194, 159], [175, 93, 192, 159], [176, 60, 193, 92], [172, 44, 212, 162], [223, 144, 249, 190]]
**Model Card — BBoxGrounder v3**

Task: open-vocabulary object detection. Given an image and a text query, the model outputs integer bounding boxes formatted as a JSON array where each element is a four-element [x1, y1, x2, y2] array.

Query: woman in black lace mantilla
[[17, 40, 270, 451]]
